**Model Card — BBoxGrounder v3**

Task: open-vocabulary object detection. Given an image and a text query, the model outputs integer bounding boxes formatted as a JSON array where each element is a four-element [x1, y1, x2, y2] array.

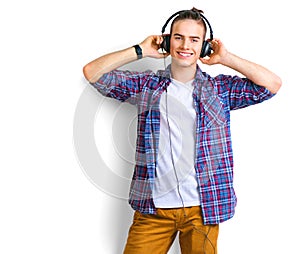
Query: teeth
[[179, 52, 192, 57]]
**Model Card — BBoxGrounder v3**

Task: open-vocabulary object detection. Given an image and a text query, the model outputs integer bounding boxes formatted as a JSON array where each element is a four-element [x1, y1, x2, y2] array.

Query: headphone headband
[[161, 10, 183, 34], [161, 9, 213, 40]]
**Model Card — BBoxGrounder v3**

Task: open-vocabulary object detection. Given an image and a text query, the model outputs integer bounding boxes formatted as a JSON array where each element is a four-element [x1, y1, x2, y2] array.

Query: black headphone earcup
[[161, 35, 170, 53], [200, 40, 212, 58]]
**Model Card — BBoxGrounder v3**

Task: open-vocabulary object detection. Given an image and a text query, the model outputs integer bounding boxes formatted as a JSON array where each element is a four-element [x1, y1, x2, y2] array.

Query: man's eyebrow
[[173, 33, 201, 39]]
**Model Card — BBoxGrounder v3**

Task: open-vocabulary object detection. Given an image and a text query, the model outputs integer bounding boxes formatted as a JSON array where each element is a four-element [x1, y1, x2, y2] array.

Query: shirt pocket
[[202, 95, 227, 129]]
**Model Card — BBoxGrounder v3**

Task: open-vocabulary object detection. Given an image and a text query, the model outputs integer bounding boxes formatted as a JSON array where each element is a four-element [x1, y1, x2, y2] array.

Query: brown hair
[[170, 7, 207, 36]]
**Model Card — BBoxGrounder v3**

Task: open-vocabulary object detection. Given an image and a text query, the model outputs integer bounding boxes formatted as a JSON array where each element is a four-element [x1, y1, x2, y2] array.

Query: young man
[[83, 8, 281, 254]]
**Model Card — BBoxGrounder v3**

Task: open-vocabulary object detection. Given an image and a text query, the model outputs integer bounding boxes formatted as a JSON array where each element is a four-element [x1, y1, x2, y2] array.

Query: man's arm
[[200, 39, 282, 94], [83, 35, 167, 83]]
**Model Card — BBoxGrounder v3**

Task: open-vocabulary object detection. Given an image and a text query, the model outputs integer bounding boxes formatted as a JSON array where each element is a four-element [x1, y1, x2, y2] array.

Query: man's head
[[167, 8, 208, 68]]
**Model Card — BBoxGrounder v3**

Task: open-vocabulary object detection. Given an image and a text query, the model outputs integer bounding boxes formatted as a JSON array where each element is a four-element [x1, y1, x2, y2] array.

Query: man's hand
[[199, 38, 228, 65], [140, 35, 169, 59]]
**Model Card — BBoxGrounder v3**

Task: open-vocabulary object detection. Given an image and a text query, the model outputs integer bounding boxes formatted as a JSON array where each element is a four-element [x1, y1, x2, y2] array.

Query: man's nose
[[181, 38, 190, 49]]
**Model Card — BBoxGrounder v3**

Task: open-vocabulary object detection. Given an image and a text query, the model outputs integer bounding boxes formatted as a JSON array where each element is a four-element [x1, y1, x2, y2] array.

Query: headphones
[[160, 10, 214, 58]]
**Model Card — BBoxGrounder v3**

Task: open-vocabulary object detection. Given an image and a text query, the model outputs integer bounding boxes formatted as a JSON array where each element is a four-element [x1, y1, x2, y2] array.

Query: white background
[[1, 0, 299, 253]]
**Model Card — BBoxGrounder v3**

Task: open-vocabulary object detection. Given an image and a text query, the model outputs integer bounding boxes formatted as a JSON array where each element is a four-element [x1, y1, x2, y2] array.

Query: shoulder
[[204, 72, 250, 94]]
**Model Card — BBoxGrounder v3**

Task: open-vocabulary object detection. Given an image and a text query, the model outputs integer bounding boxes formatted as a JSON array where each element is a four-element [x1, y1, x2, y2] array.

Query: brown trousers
[[124, 206, 219, 254]]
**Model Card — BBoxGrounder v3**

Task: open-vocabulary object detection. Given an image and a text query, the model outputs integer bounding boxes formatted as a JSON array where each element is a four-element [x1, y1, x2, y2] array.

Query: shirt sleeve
[[214, 74, 276, 110], [90, 69, 153, 105]]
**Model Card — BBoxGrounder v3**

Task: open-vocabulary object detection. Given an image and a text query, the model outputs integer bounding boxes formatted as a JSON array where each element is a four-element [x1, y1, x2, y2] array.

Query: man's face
[[170, 19, 205, 68]]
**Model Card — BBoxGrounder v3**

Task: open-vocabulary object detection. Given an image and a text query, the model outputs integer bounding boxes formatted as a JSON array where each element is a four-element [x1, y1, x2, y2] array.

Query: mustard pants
[[124, 206, 219, 254]]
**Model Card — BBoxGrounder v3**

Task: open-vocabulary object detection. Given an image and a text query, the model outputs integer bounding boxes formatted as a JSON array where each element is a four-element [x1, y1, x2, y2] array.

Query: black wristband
[[133, 44, 143, 60]]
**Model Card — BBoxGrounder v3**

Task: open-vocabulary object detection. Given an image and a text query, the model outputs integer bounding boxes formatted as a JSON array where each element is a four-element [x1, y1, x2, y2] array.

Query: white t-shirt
[[153, 78, 201, 208]]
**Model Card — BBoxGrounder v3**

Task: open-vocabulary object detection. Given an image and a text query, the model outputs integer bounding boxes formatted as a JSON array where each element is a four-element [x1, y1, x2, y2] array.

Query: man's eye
[[174, 36, 182, 40]]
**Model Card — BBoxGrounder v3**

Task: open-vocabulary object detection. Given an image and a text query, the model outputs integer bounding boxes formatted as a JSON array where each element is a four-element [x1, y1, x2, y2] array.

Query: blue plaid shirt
[[91, 64, 275, 225]]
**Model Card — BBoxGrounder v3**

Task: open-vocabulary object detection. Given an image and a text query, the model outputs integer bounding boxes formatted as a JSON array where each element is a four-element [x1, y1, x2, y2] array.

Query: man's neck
[[170, 63, 197, 83]]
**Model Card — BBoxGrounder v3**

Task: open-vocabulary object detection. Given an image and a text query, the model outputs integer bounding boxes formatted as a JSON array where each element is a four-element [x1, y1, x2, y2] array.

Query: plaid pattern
[[91, 65, 275, 224]]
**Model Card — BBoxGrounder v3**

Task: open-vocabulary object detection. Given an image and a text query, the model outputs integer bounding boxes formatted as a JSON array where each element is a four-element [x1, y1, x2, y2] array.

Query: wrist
[[220, 51, 235, 67], [133, 44, 143, 60]]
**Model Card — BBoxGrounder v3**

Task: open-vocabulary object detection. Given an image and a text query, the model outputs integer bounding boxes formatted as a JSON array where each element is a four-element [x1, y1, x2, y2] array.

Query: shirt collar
[[159, 64, 206, 81]]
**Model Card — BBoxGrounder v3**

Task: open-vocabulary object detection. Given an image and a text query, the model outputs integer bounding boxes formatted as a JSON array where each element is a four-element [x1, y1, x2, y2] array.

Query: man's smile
[[177, 51, 193, 57]]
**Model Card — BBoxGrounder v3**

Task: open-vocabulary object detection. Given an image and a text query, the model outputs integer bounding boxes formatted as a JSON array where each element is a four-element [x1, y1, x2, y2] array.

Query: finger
[[211, 40, 219, 47], [156, 35, 164, 45], [210, 41, 220, 52], [155, 36, 160, 44], [212, 38, 223, 48], [199, 57, 210, 65], [157, 52, 169, 59], [212, 38, 221, 43]]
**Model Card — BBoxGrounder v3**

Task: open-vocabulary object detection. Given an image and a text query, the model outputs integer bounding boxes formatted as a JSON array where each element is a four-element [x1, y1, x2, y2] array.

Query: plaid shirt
[[91, 64, 275, 225]]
